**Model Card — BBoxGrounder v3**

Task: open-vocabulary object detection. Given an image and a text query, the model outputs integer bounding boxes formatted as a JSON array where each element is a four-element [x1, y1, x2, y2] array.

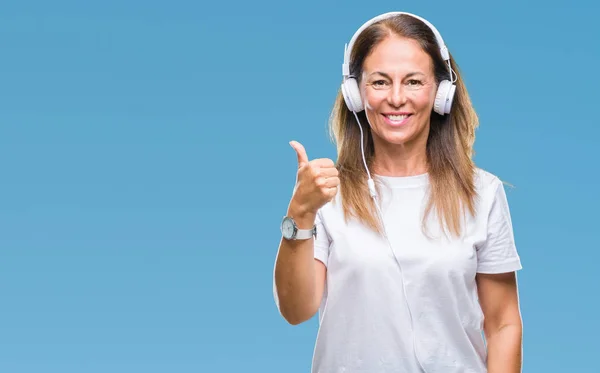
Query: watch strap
[[294, 225, 317, 240]]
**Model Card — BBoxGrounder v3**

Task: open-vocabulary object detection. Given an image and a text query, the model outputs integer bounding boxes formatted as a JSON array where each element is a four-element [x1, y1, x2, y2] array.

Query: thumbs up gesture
[[289, 141, 340, 216]]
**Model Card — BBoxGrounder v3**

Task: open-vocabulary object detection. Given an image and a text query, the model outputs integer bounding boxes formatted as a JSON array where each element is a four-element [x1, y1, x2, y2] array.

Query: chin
[[374, 125, 427, 147], [383, 134, 413, 145], [374, 123, 412, 142]]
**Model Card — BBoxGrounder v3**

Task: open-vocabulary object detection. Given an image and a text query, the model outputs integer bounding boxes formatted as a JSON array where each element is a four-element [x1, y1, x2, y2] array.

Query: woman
[[273, 11, 523, 373]]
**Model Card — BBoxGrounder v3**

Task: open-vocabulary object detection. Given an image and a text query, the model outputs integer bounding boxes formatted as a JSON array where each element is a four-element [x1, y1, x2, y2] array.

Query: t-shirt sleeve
[[313, 209, 332, 267], [476, 179, 523, 274]]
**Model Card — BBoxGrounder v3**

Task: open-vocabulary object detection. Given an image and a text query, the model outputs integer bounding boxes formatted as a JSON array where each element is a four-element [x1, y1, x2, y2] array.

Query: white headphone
[[341, 11, 456, 116]]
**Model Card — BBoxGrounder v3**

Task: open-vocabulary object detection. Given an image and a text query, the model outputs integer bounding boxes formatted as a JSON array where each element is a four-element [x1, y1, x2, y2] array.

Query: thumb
[[289, 140, 309, 168]]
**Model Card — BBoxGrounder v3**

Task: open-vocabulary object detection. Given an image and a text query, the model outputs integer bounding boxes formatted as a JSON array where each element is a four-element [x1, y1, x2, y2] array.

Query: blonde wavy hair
[[329, 14, 479, 238]]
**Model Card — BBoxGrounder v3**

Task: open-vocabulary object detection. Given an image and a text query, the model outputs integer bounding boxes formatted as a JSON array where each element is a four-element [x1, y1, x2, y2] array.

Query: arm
[[274, 205, 327, 325], [274, 140, 336, 325], [476, 271, 523, 373]]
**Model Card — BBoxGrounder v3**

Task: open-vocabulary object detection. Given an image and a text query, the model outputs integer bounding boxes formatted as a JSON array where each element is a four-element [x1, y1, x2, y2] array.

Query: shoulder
[[474, 167, 505, 197], [474, 167, 501, 187], [473, 167, 513, 213]]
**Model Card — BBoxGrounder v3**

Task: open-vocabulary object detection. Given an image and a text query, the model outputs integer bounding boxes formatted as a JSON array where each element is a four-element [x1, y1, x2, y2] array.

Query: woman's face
[[361, 35, 438, 149]]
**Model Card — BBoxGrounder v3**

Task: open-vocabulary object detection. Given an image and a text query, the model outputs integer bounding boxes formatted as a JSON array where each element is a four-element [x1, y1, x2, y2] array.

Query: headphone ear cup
[[433, 80, 456, 115], [341, 78, 364, 112]]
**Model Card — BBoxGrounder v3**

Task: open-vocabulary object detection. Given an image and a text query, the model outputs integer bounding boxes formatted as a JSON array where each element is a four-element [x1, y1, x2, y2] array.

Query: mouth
[[382, 113, 412, 126]]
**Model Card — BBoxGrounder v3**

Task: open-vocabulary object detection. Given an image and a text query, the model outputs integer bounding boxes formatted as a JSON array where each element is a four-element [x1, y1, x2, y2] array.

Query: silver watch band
[[294, 227, 316, 240]]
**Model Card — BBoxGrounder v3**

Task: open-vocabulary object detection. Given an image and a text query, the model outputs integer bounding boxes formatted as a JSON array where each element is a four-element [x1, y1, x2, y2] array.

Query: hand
[[289, 140, 339, 217]]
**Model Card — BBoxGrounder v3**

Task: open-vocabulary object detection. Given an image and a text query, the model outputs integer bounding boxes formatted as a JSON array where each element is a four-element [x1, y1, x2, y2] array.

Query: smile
[[382, 113, 412, 126]]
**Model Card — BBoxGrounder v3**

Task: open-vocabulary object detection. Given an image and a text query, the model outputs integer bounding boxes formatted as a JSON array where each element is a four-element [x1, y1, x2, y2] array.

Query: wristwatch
[[281, 216, 317, 240]]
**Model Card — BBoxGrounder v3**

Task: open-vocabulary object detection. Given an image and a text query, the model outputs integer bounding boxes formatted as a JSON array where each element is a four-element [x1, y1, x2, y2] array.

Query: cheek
[[363, 90, 387, 111], [411, 87, 436, 111]]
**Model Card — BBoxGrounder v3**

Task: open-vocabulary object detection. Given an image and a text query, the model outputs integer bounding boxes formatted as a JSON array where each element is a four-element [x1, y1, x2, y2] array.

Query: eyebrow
[[368, 71, 425, 79]]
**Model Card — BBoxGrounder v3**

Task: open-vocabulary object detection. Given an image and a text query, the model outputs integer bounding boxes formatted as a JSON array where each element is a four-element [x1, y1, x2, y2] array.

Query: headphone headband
[[342, 12, 450, 78]]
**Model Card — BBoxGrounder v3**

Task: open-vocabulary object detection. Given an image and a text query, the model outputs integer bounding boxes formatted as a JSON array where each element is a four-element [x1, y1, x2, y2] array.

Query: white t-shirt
[[310, 168, 522, 373]]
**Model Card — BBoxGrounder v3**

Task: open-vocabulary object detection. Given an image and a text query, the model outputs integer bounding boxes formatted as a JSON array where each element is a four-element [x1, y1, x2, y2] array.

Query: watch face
[[281, 217, 295, 239]]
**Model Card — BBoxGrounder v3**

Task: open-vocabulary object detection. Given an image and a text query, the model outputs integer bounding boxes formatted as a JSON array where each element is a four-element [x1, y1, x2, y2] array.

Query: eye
[[370, 80, 389, 88], [406, 79, 423, 86]]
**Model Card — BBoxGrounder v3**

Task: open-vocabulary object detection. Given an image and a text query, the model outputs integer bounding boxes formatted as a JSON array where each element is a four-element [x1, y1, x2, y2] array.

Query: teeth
[[386, 114, 408, 121]]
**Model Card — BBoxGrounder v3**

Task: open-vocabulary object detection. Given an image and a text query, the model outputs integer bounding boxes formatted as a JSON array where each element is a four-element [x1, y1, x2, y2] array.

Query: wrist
[[287, 201, 316, 229]]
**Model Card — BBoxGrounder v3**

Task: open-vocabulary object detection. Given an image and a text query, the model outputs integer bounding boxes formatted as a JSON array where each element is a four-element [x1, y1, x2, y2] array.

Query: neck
[[371, 135, 428, 177]]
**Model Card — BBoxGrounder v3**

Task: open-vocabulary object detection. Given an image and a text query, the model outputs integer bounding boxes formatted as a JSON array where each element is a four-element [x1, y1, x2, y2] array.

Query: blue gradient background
[[0, 0, 597, 372]]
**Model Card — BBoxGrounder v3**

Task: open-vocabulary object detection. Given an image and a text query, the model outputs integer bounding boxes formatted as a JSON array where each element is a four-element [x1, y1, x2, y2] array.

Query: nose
[[388, 83, 407, 108]]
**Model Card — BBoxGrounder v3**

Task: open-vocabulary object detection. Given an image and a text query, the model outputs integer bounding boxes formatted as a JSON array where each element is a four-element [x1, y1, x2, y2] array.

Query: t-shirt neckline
[[374, 172, 429, 188]]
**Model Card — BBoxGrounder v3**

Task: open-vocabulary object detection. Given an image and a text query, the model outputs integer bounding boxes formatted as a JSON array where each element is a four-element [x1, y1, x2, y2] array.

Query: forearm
[[485, 323, 522, 373], [274, 207, 318, 324]]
